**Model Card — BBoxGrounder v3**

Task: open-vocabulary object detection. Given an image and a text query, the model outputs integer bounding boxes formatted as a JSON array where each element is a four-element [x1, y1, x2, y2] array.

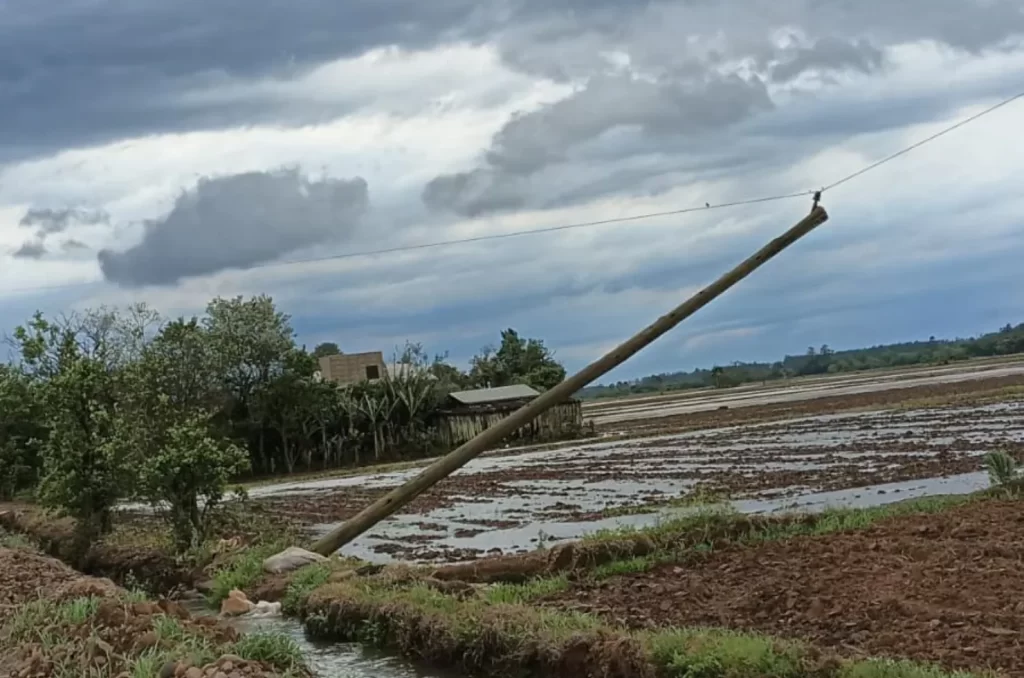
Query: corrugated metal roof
[[447, 384, 540, 405]]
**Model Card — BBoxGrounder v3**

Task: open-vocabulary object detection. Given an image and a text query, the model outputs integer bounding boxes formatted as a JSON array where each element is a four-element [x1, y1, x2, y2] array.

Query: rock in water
[[220, 589, 254, 617], [262, 546, 328, 574]]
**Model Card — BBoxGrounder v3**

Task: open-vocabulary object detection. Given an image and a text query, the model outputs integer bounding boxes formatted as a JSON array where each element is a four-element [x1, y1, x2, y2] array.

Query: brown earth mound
[[0, 546, 295, 678], [542, 499, 1024, 675]]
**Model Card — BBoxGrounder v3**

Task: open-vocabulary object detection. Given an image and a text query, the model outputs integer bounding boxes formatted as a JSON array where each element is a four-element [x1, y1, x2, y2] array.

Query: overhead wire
[[4, 89, 1022, 297]]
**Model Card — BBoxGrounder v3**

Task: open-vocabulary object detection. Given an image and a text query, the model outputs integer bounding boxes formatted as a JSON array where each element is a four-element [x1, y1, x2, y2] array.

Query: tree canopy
[[0, 296, 567, 554]]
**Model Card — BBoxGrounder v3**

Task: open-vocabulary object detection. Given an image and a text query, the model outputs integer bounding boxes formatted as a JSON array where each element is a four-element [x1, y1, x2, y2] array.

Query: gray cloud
[[422, 169, 528, 217], [770, 37, 885, 82], [3, 0, 1021, 163], [61, 239, 89, 252], [494, 0, 1024, 82], [98, 169, 369, 287], [19, 207, 109, 235], [12, 241, 46, 259], [424, 73, 773, 215]]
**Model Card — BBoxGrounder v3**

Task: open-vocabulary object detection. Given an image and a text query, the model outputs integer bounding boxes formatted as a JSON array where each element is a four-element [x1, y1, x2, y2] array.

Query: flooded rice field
[[253, 400, 1024, 563], [581, 361, 1024, 425]]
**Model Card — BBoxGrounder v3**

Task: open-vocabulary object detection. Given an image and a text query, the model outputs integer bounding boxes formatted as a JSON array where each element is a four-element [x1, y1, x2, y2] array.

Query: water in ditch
[[188, 601, 447, 678]]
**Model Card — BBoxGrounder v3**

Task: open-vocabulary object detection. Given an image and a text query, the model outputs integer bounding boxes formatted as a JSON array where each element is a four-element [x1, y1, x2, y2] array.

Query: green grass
[[232, 632, 306, 673], [580, 493, 973, 576], [0, 530, 35, 549], [282, 561, 335, 614], [6, 597, 101, 644], [482, 574, 570, 605], [303, 577, 980, 678], [650, 627, 808, 678], [206, 539, 292, 605]]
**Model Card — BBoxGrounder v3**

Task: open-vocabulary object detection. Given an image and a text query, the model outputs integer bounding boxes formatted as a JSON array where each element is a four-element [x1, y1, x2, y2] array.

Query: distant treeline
[[579, 322, 1024, 400]]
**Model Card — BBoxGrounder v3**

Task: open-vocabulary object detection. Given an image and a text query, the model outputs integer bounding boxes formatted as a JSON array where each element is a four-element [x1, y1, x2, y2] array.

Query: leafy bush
[[136, 416, 251, 551]]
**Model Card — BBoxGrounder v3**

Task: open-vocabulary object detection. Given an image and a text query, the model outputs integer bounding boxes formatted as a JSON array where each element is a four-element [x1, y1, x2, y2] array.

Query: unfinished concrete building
[[317, 351, 387, 386]]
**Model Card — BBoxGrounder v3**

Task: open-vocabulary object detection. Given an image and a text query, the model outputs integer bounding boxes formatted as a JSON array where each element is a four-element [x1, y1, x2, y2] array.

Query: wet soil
[[252, 383, 1024, 561], [541, 499, 1024, 675], [600, 373, 1024, 436]]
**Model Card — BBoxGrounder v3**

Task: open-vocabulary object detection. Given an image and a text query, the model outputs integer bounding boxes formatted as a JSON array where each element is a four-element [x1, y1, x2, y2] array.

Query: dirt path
[[541, 499, 1024, 675]]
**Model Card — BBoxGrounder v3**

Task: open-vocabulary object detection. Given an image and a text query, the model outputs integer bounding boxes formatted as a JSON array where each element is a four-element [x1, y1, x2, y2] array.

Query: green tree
[[135, 415, 250, 550], [203, 295, 296, 473], [469, 329, 566, 391], [312, 342, 341, 358], [36, 349, 129, 559], [0, 366, 46, 500], [12, 311, 144, 560]]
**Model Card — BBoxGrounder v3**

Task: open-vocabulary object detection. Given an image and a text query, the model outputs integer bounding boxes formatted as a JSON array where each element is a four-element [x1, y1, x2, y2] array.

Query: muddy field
[[582, 358, 1024, 427], [539, 499, 1024, 675], [252, 374, 1024, 563]]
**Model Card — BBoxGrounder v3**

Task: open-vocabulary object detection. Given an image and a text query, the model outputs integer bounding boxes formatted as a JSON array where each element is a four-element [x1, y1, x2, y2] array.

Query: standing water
[[187, 601, 448, 678]]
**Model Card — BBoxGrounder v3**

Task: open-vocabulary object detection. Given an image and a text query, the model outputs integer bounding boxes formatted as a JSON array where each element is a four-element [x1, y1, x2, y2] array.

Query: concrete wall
[[318, 351, 387, 386]]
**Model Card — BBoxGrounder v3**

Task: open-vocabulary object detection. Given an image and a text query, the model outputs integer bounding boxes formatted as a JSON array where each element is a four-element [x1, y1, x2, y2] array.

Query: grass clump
[[983, 450, 1024, 497], [482, 574, 570, 605], [6, 597, 102, 644], [839, 659, 980, 678], [206, 539, 291, 605], [649, 628, 807, 678], [0, 529, 35, 550], [281, 561, 334, 614], [232, 633, 306, 673]]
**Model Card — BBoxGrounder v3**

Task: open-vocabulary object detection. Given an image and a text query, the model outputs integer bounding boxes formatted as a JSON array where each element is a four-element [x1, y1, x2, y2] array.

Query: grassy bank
[[421, 492, 975, 588], [0, 534, 310, 678], [258, 491, 1003, 678], [300, 575, 974, 678]]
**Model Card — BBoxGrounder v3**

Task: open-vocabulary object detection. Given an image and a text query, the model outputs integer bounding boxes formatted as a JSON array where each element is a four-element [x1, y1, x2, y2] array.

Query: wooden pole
[[311, 205, 829, 556]]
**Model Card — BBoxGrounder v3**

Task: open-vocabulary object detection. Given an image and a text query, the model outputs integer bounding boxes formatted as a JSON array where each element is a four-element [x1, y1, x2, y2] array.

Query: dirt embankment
[[0, 544, 297, 678], [0, 508, 195, 595], [541, 499, 1024, 675]]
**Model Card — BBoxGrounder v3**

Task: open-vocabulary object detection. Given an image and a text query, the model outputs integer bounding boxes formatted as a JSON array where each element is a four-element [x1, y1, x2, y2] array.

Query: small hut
[[437, 384, 583, 448]]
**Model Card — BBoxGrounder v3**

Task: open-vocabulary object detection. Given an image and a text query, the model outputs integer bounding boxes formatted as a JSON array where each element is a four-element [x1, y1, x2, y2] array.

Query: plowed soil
[[542, 499, 1024, 675]]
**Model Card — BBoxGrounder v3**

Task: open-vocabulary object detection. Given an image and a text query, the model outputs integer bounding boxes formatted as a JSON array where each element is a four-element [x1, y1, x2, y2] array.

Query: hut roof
[[447, 384, 540, 406]]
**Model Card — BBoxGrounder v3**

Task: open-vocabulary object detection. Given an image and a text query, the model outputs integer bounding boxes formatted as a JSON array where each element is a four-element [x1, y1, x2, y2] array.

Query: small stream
[[188, 601, 447, 678], [235, 615, 443, 678]]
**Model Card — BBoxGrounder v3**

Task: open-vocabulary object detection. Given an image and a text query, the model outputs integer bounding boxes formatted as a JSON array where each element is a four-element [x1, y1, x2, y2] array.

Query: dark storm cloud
[[98, 169, 369, 288], [2, 0, 1021, 163], [770, 37, 885, 82], [0, 0, 482, 159], [19, 207, 110, 235], [423, 73, 773, 216], [0, 0, 653, 162], [493, 0, 1024, 82]]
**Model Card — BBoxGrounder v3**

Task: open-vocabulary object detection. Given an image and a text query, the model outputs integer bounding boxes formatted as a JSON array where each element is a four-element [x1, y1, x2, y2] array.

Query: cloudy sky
[[2, 1, 1023, 381]]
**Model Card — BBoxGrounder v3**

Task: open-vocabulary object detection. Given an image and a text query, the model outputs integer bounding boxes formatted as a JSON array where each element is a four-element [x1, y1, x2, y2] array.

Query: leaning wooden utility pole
[[311, 205, 830, 556]]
